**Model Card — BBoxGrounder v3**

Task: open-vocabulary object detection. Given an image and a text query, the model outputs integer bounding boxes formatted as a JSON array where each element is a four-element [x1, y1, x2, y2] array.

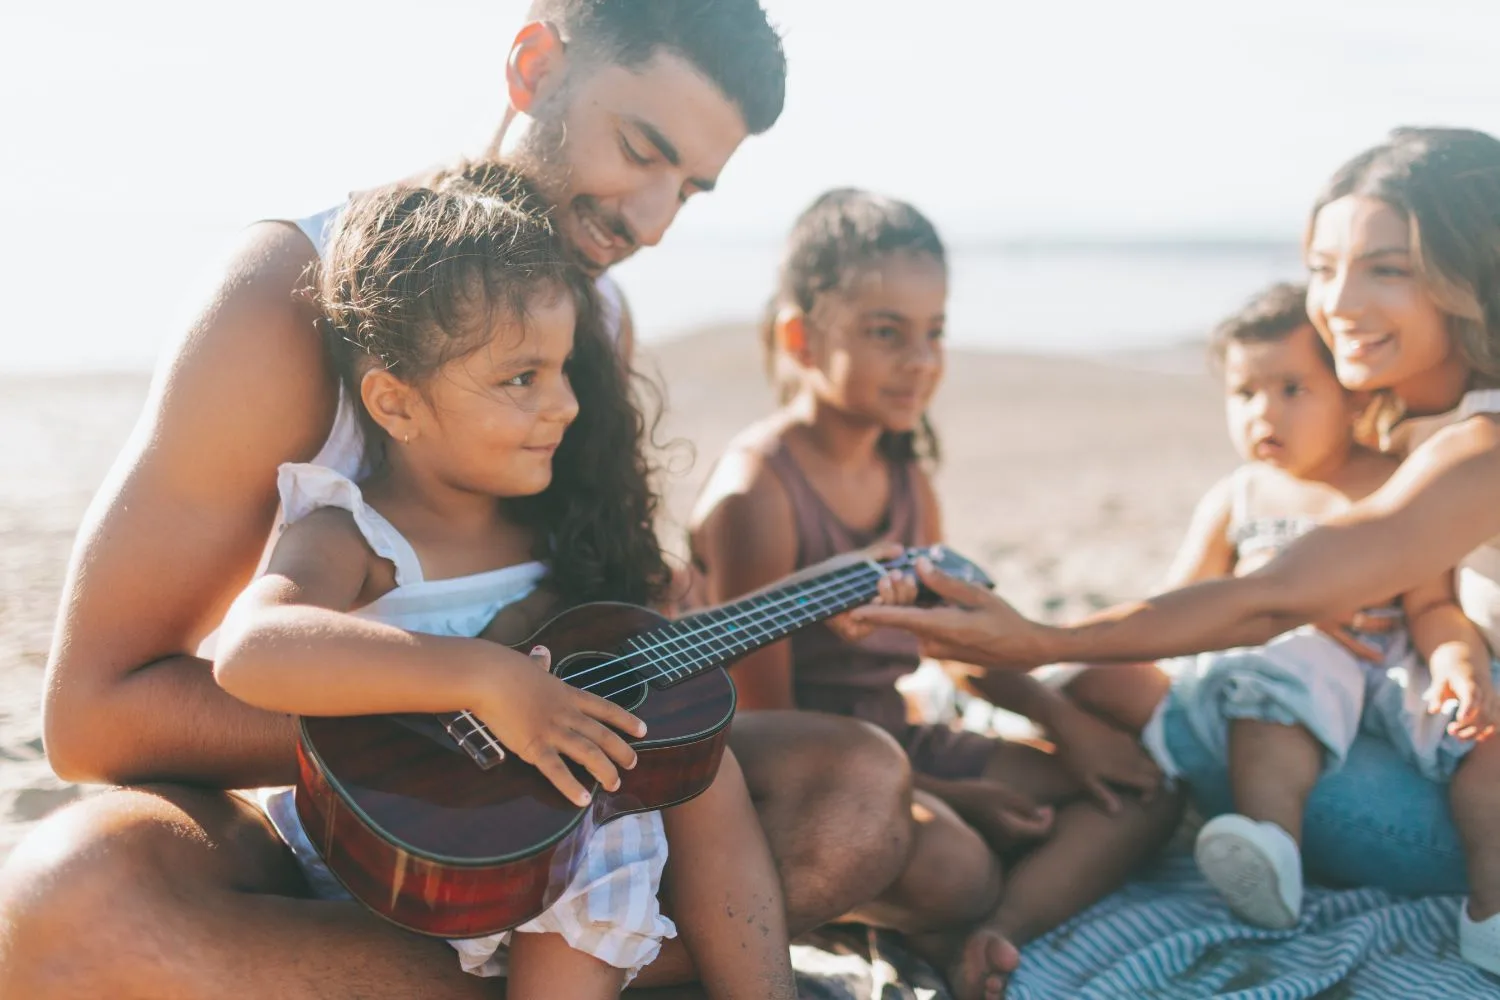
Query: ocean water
[[612, 239, 1307, 360], [2, 231, 1305, 373]]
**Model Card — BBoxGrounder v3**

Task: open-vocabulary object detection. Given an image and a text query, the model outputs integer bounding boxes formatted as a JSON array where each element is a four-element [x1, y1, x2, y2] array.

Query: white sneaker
[[1194, 813, 1303, 930], [1459, 901, 1500, 976]]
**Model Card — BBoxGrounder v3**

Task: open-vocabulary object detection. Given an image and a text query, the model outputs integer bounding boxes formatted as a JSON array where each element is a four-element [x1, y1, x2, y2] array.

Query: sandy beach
[[0, 327, 1235, 862]]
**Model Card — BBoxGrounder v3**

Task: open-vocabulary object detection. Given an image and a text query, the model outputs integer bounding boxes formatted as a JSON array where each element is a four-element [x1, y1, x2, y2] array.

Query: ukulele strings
[[447, 563, 903, 764], [572, 559, 898, 695], [448, 555, 916, 752], [553, 559, 891, 694]]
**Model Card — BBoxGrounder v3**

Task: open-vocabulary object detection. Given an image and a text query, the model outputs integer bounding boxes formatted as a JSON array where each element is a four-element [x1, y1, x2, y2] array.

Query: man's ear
[[507, 21, 567, 114]]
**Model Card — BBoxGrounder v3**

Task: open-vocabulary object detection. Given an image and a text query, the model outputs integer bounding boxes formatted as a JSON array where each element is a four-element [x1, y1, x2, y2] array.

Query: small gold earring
[[403, 434, 410, 444]]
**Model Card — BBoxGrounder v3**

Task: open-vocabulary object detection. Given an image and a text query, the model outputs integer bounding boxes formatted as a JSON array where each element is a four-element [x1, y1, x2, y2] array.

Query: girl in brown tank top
[[688, 188, 993, 778], [749, 436, 999, 776], [689, 190, 1184, 989]]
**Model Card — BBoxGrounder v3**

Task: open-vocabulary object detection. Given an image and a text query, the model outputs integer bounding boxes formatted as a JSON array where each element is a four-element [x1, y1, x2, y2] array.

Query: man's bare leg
[[657, 750, 796, 1000], [0, 713, 914, 999], [0, 785, 501, 1000], [852, 789, 1002, 934], [725, 711, 916, 933]]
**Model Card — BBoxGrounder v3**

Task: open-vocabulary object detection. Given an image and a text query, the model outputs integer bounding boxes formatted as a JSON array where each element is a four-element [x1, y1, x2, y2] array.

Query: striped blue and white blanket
[[1006, 850, 1496, 999], [791, 850, 1499, 999]]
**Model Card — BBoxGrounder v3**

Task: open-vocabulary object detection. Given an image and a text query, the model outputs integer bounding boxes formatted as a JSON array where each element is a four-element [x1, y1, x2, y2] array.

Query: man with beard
[[0, 4, 1012, 997]]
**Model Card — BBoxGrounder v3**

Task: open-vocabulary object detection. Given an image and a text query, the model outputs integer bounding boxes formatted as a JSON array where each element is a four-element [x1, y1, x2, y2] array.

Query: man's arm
[[43, 222, 338, 788]]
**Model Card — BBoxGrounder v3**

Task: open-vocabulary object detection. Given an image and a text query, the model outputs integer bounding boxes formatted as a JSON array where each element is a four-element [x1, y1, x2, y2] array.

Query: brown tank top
[[758, 438, 926, 737]]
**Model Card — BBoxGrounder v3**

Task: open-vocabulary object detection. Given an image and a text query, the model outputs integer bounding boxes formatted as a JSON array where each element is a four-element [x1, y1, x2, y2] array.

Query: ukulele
[[294, 544, 992, 937]]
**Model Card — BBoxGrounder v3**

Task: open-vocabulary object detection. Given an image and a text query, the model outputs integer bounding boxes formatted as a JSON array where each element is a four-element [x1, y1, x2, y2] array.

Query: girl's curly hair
[[762, 187, 945, 464], [317, 161, 670, 609]]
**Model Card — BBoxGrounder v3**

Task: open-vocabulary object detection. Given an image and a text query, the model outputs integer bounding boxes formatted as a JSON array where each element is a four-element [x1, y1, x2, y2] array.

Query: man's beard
[[507, 95, 573, 210], [505, 89, 636, 273]]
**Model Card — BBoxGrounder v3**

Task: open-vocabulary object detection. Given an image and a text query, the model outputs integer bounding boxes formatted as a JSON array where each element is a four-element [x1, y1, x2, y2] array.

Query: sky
[[3, 0, 1499, 370]]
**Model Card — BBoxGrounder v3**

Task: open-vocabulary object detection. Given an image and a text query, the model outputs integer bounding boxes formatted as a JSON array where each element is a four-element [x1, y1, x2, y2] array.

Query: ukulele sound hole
[[558, 654, 649, 713]]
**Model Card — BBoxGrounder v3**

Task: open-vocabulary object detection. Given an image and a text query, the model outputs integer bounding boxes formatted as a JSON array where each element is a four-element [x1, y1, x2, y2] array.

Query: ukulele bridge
[[441, 711, 506, 771]]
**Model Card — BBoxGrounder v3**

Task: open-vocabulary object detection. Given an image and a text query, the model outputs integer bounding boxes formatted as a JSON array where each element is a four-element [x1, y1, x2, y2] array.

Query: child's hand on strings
[[826, 543, 920, 644], [471, 645, 648, 806]]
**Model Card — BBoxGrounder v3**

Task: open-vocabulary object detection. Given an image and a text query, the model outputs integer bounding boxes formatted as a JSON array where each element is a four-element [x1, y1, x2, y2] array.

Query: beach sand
[[0, 326, 1235, 862]]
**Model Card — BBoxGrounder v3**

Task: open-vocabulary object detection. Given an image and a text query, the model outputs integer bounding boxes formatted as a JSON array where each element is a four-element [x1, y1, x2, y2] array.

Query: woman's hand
[[849, 557, 1055, 669], [470, 646, 648, 806]]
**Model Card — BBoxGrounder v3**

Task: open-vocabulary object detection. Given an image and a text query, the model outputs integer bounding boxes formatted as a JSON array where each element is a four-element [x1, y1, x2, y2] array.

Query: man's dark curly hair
[[318, 161, 670, 609], [528, 0, 786, 135]]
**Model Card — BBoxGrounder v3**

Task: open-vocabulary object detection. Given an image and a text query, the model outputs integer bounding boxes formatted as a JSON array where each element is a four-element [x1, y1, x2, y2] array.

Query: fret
[[636, 562, 888, 686], [740, 596, 779, 646], [631, 633, 675, 683], [762, 608, 795, 643], [657, 626, 695, 680]]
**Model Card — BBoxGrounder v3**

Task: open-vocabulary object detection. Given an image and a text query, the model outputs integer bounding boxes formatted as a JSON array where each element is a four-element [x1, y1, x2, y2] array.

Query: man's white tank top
[[292, 203, 626, 480]]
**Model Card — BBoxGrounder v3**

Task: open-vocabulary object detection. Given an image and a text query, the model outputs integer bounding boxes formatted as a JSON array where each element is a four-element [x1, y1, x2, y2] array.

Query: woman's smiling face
[[1304, 195, 1465, 407]]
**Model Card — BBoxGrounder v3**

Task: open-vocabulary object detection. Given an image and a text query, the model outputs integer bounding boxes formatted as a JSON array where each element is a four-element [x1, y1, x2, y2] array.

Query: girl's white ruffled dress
[[258, 461, 676, 982]]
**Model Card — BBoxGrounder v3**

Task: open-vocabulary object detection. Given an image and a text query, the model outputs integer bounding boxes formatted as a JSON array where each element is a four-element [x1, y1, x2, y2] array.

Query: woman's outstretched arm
[[853, 415, 1500, 669]]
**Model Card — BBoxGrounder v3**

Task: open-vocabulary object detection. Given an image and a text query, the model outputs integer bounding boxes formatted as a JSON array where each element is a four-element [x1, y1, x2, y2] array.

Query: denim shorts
[[1153, 690, 1473, 897], [1145, 626, 1490, 785]]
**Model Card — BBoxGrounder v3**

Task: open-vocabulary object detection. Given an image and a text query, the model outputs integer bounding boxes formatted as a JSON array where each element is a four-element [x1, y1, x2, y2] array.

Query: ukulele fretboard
[[623, 560, 888, 682], [438, 556, 900, 771]]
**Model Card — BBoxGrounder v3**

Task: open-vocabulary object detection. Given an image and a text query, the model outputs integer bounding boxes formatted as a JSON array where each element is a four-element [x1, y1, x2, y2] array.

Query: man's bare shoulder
[[141, 221, 337, 496], [42, 222, 344, 780]]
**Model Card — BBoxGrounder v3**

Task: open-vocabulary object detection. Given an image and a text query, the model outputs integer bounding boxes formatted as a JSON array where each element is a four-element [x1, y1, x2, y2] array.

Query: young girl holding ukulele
[[213, 165, 796, 1000]]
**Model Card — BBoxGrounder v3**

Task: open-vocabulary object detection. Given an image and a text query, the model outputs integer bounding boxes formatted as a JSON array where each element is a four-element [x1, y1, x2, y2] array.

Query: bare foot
[[948, 925, 1020, 1000]]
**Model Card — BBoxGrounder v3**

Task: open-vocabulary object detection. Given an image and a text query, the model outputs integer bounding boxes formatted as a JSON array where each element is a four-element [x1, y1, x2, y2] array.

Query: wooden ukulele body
[[295, 601, 734, 938]]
